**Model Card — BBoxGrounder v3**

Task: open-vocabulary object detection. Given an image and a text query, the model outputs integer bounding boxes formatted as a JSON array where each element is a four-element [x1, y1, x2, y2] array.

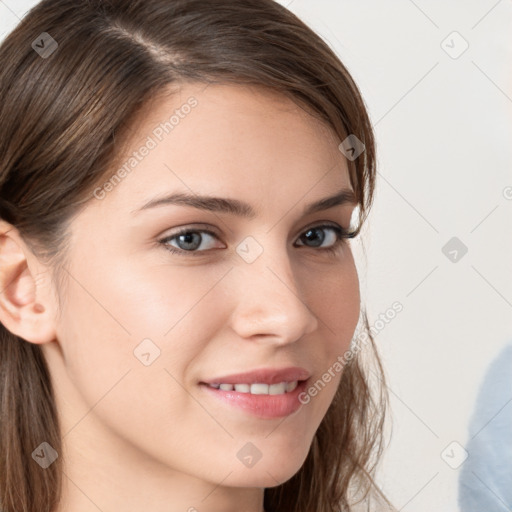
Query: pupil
[[179, 232, 200, 250], [305, 228, 324, 247]]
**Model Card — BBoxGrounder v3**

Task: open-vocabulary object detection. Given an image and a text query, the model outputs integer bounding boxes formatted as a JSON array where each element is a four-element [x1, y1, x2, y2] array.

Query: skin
[[0, 82, 361, 512]]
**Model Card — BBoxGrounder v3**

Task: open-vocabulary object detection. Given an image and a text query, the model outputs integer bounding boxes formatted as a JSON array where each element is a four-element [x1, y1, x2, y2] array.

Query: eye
[[159, 227, 222, 254], [158, 223, 355, 256], [295, 223, 354, 255]]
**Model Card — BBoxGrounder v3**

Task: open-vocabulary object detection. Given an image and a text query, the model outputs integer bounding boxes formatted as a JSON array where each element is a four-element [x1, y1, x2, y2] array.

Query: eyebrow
[[132, 188, 357, 218]]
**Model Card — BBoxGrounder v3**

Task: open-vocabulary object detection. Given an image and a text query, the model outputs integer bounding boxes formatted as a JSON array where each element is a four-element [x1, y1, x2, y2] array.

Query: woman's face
[[44, 83, 361, 496]]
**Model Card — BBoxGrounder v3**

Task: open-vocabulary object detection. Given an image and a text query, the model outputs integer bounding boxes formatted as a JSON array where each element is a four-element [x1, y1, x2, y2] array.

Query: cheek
[[54, 259, 231, 472], [55, 256, 233, 409], [302, 252, 360, 409], [305, 251, 361, 353]]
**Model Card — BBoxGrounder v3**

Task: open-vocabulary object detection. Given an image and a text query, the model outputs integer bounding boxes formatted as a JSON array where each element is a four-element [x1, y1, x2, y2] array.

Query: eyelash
[[158, 223, 356, 257]]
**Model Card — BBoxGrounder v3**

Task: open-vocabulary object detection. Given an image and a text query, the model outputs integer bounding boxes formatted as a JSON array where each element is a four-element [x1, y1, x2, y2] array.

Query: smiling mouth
[[198, 378, 310, 419]]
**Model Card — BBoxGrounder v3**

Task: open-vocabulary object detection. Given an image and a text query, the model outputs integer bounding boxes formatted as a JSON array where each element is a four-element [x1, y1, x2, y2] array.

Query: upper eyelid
[[160, 220, 344, 237]]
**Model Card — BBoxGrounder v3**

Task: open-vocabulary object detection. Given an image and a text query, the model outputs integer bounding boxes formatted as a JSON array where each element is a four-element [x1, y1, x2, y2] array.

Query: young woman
[[0, 1, 396, 511]]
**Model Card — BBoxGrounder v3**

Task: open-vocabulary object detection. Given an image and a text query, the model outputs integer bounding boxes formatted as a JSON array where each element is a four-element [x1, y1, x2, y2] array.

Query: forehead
[[95, 82, 352, 211]]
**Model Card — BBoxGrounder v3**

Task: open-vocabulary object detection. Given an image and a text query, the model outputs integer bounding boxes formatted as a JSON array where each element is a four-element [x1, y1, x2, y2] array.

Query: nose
[[228, 247, 319, 345]]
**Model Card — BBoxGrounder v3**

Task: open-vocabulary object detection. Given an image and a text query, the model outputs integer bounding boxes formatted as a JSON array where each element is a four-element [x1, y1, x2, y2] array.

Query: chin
[[227, 454, 307, 488]]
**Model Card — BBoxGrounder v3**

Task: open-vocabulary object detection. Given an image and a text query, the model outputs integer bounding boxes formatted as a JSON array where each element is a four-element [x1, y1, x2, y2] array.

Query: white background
[[1, 1, 511, 510]]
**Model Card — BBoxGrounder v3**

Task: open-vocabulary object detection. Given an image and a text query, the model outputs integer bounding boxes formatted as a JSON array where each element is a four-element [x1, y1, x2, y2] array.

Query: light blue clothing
[[458, 342, 512, 511]]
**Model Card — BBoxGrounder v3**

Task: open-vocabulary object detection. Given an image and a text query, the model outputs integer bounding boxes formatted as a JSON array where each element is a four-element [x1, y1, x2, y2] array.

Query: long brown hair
[[0, 1, 396, 510]]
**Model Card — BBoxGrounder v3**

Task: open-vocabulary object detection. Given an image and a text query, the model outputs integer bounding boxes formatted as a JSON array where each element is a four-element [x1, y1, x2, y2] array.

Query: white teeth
[[208, 380, 299, 395], [269, 382, 287, 395], [250, 383, 269, 394], [286, 380, 298, 392]]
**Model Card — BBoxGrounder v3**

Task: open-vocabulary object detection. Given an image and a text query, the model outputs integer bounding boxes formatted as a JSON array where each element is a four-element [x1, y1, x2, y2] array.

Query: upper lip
[[201, 366, 311, 385]]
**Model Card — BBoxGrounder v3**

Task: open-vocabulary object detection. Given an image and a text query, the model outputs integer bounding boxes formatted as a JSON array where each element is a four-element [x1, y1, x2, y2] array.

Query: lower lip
[[199, 380, 309, 419]]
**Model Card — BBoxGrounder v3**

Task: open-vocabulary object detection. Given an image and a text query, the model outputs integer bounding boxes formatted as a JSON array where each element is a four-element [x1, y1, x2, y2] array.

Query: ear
[[0, 219, 57, 344]]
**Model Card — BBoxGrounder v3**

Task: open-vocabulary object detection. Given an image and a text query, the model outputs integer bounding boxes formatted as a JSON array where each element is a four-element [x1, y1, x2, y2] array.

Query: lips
[[199, 377, 309, 419], [198, 366, 312, 418]]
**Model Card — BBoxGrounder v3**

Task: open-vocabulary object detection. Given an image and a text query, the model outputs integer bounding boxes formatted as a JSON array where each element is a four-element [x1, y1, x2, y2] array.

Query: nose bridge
[[229, 235, 318, 342]]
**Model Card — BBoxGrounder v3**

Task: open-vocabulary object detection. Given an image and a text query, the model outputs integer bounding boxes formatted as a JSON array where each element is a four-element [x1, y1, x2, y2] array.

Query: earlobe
[[0, 220, 57, 344]]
